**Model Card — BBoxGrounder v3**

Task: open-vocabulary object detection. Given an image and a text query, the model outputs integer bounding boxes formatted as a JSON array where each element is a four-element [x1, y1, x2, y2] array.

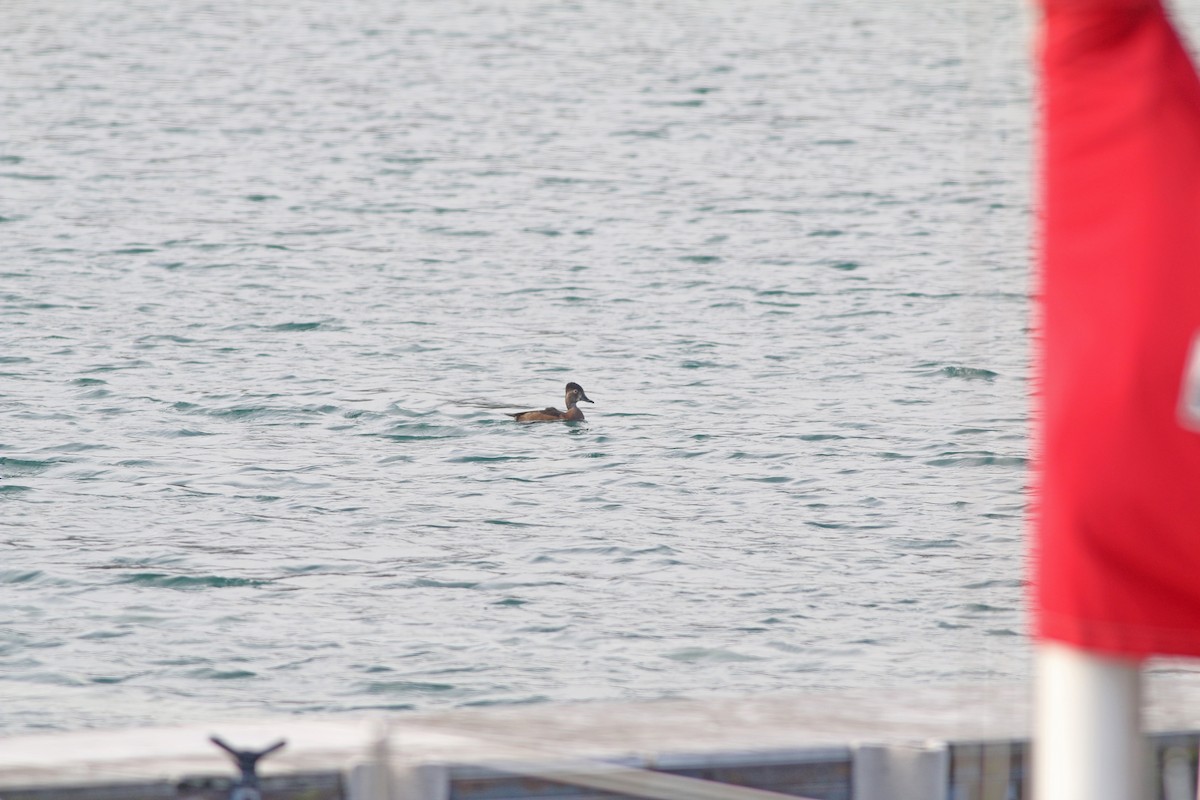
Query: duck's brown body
[[508, 406, 586, 422], [508, 382, 593, 423]]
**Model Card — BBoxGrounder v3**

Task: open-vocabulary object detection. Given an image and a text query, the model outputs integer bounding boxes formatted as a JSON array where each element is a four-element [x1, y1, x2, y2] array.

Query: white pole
[[1034, 641, 1145, 800]]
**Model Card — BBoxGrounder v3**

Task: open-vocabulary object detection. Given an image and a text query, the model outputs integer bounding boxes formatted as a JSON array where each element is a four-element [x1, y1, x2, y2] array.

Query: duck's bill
[[581, 393, 594, 403]]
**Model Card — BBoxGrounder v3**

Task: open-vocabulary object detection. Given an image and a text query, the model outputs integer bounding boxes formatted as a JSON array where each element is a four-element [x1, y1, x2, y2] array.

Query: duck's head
[[565, 382, 594, 406]]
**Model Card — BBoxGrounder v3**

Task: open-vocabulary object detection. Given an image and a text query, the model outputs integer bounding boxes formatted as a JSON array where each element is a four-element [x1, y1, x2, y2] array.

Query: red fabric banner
[[1035, 0, 1200, 657]]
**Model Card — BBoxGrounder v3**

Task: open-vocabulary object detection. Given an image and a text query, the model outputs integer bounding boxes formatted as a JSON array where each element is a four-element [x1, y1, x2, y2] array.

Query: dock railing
[[4, 680, 1200, 799]]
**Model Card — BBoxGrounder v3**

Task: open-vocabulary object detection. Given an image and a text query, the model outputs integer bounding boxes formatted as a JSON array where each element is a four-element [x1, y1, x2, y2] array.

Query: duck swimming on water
[[507, 382, 594, 422]]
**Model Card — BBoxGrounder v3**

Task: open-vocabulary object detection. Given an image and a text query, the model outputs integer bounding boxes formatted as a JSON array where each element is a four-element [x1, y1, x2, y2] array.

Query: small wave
[[461, 695, 552, 708], [926, 452, 1026, 468], [0, 457, 55, 475], [934, 365, 999, 380], [209, 406, 288, 420], [0, 172, 59, 181], [896, 537, 960, 550], [89, 675, 133, 684], [0, 569, 43, 583], [363, 680, 457, 694], [668, 449, 708, 459], [611, 128, 669, 138], [545, 544, 626, 557], [757, 289, 817, 298], [198, 403, 338, 420], [270, 321, 324, 332], [662, 647, 762, 663], [377, 423, 467, 442], [963, 602, 1011, 613], [937, 621, 969, 630], [117, 573, 270, 589], [399, 578, 480, 589], [426, 227, 493, 237], [447, 454, 535, 463], [79, 630, 133, 640], [188, 668, 258, 680], [275, 226, 352, 237], [388, 406, 439, 418], [17, 672, 87, 687], [281, 563, 334, 575], [45, 442, 110, 453], [137, 334, 195, 344], [964, 578, 1025, 590], [943, 366, 998, 380]]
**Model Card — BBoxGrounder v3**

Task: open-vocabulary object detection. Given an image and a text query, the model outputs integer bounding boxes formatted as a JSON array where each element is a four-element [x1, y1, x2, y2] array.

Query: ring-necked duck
[[507, 382, 594, 422]]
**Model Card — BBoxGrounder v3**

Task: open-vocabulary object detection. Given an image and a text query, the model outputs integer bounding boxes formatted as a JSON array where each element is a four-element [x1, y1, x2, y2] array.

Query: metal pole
[[1034, 641, 1144, 800]]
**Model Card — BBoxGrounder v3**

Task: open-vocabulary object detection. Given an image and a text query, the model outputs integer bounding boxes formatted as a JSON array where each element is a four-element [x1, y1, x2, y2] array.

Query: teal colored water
[[3, 0, 1036, 732]]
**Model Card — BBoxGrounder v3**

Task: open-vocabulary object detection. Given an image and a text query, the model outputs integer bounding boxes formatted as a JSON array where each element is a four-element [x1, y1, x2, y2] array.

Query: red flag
[[1036, 0, 1200, 658]]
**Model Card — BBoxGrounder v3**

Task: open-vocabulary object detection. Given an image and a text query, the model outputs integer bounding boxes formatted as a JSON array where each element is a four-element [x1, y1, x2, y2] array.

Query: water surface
[[1, 0, 1040, 732]]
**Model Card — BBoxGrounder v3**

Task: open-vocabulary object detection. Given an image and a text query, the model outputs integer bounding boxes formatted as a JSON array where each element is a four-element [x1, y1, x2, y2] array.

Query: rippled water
[[2, 0, 1040, 732]]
